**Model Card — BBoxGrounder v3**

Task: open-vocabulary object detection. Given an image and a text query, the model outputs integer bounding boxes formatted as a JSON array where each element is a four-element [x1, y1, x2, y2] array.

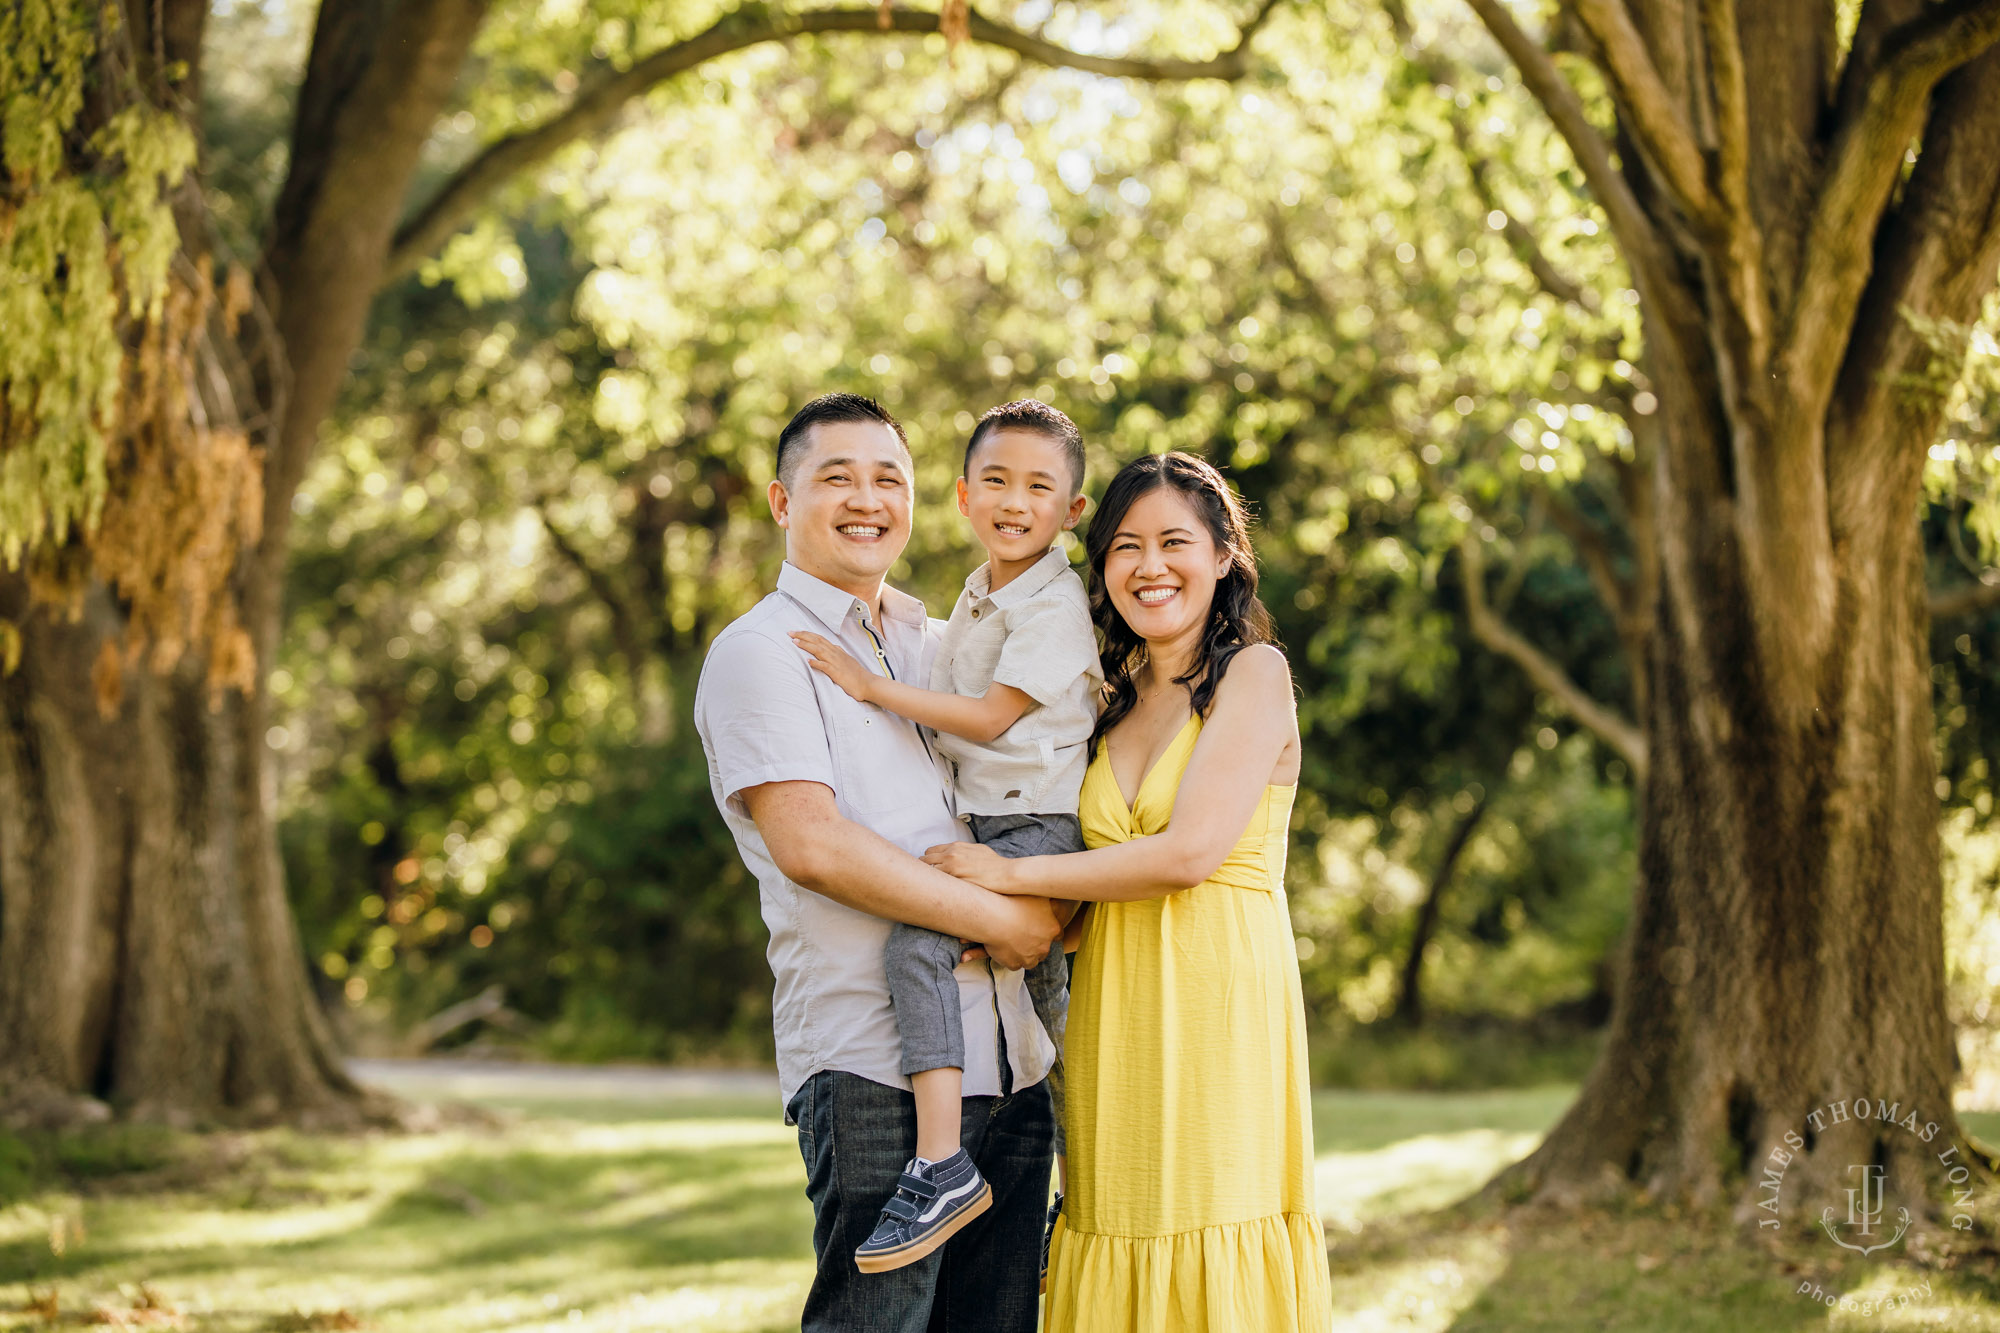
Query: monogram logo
[[1818, 1163, 1911, 1257]]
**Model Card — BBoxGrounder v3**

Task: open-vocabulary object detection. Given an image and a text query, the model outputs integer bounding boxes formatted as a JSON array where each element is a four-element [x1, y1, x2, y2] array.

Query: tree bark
[[0, 579, 365, 1128], [1458, 2, 2000, 1218], [0, 0, 1274, 1126], [0, 0, 484, 1128]]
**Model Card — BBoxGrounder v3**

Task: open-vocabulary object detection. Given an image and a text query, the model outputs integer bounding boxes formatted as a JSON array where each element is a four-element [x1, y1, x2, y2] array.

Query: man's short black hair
[[775, 393, 910, 489], [963, 399, 1086, 495]]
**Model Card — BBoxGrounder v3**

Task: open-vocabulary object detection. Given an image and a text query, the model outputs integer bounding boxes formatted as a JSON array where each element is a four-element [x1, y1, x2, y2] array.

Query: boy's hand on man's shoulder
[[790, 630, 876, 703]]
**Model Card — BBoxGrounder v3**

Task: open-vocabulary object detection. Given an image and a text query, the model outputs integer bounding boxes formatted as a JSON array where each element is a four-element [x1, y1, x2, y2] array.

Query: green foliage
[[195, 0, 1992, 1072], [0, 0, 194, 563], [223, 0, 1656, 1060]]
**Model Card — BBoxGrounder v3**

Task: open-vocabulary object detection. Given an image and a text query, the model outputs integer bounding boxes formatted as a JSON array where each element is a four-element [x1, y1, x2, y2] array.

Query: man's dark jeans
[[788, 1070, 1053, 1332]]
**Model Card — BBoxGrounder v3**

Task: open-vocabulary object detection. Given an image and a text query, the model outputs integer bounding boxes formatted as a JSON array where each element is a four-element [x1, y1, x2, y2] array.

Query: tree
[[260, 0, 1644, 1066], [0, 0, 1274, 1128], [1412, 0, 2000, 1214]]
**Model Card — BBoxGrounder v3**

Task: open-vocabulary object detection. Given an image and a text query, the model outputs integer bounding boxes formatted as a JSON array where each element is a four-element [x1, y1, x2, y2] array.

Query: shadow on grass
[[0, 1105, 814, 1333], [7, 1093, 2000, 1331]]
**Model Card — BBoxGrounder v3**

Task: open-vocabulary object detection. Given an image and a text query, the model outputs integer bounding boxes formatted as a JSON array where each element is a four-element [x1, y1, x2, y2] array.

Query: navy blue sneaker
[[1039, 1191, 1064, 1292], [854, 1149, 991, 1273]]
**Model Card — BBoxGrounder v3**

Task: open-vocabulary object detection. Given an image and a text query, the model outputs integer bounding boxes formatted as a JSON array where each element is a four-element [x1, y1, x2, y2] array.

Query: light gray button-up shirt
[[931, 547, 1102, 817], [694, 561, 1057, 1117]]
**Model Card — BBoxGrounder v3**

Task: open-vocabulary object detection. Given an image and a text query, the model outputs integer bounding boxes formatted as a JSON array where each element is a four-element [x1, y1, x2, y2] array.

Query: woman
[[925, 452, 1331, 1331]]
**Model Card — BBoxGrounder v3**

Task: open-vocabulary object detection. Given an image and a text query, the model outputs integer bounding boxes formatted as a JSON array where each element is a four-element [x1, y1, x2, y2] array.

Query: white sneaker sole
[[854, 1182, 993, 1273]]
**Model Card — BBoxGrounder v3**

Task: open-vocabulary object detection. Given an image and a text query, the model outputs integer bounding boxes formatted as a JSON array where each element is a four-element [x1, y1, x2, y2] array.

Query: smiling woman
[[924, 452, 1327, 1332]]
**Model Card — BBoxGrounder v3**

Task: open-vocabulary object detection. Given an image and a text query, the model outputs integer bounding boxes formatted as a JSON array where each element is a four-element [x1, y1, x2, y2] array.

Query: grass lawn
[[1, 1076, 1996, 1331]]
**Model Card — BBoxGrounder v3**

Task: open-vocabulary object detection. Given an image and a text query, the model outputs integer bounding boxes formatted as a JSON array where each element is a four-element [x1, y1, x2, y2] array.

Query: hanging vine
[[1, 0, 265, 708]]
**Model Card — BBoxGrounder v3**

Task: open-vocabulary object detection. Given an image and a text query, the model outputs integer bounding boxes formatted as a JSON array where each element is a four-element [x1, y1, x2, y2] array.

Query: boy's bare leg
[[912, 1066, 964, 1161]]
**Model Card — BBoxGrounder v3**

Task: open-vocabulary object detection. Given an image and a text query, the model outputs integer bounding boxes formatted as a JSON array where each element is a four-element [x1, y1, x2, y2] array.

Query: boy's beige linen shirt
[[930, 546, 1102, 818], [694, 561, 1056, 1117]]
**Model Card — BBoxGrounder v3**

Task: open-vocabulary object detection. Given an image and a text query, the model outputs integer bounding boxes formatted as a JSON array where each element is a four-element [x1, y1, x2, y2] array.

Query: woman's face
[[1102, 485, 1232, 650]]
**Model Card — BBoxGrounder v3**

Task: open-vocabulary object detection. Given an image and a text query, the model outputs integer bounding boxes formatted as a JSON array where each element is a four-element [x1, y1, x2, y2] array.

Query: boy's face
[[956, 428, 1087, 567]]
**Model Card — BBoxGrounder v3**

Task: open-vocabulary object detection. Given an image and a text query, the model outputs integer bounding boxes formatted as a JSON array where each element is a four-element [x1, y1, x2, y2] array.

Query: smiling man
[[693, 393, 1062, 1332]]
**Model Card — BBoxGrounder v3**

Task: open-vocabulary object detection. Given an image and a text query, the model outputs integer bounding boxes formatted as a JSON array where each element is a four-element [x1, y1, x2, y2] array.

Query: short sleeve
[[991, 594, 1101, 706], [694, 628, 836, 813]]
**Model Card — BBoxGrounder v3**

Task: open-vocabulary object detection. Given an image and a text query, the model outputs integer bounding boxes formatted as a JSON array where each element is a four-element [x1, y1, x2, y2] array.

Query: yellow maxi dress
[[1044, 713, 1331, 1332]]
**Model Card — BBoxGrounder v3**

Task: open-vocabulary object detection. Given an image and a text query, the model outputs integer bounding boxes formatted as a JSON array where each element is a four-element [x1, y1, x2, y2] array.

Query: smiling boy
[[791, 400, 1101, 1280]]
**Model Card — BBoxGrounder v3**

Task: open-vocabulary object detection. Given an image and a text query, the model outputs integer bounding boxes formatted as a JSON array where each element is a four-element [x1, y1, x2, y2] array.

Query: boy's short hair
[[776, 392, 910, 489], [964, 399, 1086, 495]]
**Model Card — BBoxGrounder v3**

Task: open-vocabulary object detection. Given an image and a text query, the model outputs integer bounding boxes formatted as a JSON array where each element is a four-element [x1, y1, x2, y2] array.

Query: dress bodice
[[1076, 711, 1296, 891]]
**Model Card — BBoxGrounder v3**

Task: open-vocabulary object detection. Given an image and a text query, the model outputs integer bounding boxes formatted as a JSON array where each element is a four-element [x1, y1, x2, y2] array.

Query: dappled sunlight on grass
[[1325, 1225, 1510, 1331], [5, 1082, 1999, 1331], [0, 1097, 813, 1332], [1311, 1086, 1570, 1230], [1317, 1129, 1543, 1229]]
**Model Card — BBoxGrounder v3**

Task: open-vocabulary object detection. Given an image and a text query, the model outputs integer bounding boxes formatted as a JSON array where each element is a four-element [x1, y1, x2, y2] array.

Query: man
[[694, 392, 1062, 1332]]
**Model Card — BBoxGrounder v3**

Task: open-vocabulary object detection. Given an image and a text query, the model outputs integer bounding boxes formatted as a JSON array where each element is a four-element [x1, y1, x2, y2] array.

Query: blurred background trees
[[6, 0, 2000, 1163]]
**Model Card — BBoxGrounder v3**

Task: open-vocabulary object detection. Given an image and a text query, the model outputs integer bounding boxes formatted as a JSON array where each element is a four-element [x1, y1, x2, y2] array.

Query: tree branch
[[532, 497, 653, 681], [1460, 0, 1691, 344], [1929, 578, 2000, 621], [1783, 0, 2000, 414], [385, 0, 1278, 278], [1454, 124, 1599, 310], [1569, 0, 1718, 227], [1538, 487, 1632, 627], [1694, 0, 1772, 389], [1459, 532, 1649, 778], [1385, 0, 1601, 313], [1829, 43, 2000, 500]]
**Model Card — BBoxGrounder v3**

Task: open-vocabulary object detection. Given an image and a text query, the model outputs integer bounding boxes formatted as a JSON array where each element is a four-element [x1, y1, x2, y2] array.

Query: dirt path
[[346, 1057, 778, 1103]]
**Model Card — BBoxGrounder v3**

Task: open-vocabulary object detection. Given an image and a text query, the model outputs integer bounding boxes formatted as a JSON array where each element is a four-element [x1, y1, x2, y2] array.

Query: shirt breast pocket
[[829, 702, 950, 821]]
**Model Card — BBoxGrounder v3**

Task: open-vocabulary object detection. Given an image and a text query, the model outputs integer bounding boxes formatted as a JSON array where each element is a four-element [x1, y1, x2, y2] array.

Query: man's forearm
[[801, 817, 1015, 939], [744, 779, 1056, 969]]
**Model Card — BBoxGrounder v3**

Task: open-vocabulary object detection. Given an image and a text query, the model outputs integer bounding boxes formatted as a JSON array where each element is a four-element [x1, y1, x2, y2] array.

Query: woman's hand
[[924, 840, 1023, 893], [790, 631, 876, 704]]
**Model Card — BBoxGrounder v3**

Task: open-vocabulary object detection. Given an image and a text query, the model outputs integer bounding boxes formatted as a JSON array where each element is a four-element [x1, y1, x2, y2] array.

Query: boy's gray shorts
[[883, 812, 1083, 1149]]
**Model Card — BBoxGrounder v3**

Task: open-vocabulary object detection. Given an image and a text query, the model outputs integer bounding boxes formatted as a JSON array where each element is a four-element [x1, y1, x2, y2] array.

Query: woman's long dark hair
[[1085, 452, 1277, 755]]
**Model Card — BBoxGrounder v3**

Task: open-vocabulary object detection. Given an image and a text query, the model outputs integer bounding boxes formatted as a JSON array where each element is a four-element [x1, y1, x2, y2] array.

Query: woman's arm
[[924, 645, 1297, 901], [790, 630, 1032, 744]]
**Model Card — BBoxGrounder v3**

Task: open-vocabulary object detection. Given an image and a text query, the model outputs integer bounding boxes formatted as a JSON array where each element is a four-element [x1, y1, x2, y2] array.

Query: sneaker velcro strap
[[882, 1195, 921, 1222], [898, 1172, 939, 1200]]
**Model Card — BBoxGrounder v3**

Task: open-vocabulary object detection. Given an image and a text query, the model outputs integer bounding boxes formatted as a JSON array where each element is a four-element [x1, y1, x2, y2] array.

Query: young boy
[[790, 399, 1099, 1276]]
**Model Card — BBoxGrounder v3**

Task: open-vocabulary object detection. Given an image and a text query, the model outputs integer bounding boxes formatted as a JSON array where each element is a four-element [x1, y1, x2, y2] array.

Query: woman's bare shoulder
[[1218, 642, 1293, 695]]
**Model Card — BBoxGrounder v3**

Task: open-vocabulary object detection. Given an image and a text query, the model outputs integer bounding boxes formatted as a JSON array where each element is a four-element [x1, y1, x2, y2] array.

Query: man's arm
[[742, 779, 1059, 970]]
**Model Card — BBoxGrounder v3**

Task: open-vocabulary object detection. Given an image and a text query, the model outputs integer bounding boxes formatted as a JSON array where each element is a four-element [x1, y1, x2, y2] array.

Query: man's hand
[[975, 893, 1061, 971], [742, 779, 1056, 969], [790, 631, 877, 704]]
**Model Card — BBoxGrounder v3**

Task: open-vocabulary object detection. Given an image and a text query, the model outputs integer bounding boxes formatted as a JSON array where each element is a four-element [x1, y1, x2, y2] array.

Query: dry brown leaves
[[66, 255, 264, 717], [267, 1311, 367, 1331], [84, 1284, 188, 1328]]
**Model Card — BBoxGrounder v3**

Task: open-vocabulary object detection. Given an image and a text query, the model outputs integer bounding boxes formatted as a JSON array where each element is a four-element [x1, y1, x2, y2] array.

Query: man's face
[[769, 420, 914, 596]]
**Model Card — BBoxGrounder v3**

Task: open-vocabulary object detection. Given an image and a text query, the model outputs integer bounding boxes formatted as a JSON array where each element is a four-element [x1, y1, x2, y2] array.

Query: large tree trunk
[[1505, 402, 1956, 1215], [0, 0, 483, 1128], [1458, 4, 2000, 1219], [0, 579, 365, 1128]]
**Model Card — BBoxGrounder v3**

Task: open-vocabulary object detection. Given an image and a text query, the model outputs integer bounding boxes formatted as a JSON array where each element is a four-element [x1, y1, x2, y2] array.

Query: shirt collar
[[778, 561, 927, 632], [966, 546, 1075, 610]]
